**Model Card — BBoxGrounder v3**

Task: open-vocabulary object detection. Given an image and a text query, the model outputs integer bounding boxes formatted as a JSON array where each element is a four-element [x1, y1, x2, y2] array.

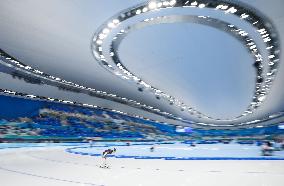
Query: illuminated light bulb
[[163, 1, 169, 6], [247, 42, 254, 46], [148, 2, 157, 9], [268, 55, 275, 59], [142, 7, 148, 12], [96, 40, 102, 45], [221, 5, 228, 9], [136, 9, 141, 14], [191, 1, 198, 6], [113, 19, 119, 24], [99, 33, 106, 39], [198, 4, 205, 8], [263, 37, 271, 43], [216, 4, 228, 10], [240, 13, 249, 19], [250, 45, 256, 49], [108, 22, 115, 28], [239, 31, 248, 36], [226, 7, 237, 14], [103, 28, 110, 34], [262, 34, 270, 38], [216, 5, 222, 9], [169, 0, 176, 6], [133, 77, 140, 81], [253, 21, 259, 25], [257, 28, 267, 34]]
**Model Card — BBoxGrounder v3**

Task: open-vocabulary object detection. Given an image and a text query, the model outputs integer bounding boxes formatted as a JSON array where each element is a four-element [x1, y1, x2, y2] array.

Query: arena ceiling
[[0, 0, 284, 128]]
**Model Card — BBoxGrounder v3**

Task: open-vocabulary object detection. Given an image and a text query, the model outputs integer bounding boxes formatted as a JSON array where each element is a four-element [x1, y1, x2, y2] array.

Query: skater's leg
[[103, 157, 107, 167], [100, 157, 107, 168]]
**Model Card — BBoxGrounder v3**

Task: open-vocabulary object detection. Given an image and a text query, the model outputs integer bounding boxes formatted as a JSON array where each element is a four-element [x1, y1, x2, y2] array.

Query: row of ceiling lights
[[0, 54, 282, 129], [1, 87, 283, 129], [0, 49, 183, 121], [2, 49, 232, 126], [0, 88, 170, 125]]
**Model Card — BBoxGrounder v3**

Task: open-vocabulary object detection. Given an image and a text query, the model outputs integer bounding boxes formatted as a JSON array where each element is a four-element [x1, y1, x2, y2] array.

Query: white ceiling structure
[[0, 0, 284, 128]]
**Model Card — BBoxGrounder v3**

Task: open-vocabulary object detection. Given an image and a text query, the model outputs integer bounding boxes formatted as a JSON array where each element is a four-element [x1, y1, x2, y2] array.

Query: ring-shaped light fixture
[[110, 15, 265, 120], [91, 0, 280, 122]]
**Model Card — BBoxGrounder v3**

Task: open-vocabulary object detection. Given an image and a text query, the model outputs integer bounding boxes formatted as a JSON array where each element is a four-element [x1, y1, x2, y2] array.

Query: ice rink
[[1, 142, 284, 186]]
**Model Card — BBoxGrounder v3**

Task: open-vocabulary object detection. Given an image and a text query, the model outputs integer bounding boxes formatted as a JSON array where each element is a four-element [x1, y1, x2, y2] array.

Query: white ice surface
[[0, 143, 284, 186]]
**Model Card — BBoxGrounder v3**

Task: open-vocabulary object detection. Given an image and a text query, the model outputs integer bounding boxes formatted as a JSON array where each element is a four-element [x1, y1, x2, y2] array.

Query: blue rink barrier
[[66, 145, 284, 160], [164, 157, 284, 160], [117, 155, 137, 158]]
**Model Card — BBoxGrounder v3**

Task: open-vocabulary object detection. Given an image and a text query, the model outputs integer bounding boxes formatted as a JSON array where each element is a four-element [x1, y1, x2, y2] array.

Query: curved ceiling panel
[[118, 22, 255, 119]]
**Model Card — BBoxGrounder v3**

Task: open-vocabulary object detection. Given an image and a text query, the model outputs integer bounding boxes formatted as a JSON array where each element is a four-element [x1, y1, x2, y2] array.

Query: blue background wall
[[0, 95, 46, 119]]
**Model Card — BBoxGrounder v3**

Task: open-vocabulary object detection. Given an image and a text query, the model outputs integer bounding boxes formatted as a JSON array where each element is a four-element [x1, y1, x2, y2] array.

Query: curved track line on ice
[[66, 143, 284, 160], [0, 144, 104, 186], [0, 165, 103, 186]]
